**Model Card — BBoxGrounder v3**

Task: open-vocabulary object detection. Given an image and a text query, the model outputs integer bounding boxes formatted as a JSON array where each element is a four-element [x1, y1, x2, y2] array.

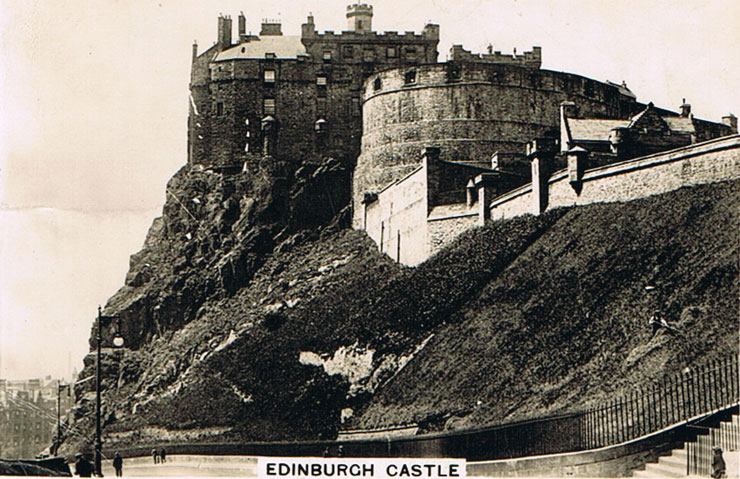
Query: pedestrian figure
[[711, 446, 726, 478], [159, 448, 166, 464], [649, 311, 662, 335], [113, 452, 123, 477], [152, 448, 159, 464], [74, 454, 94, 477], [336, 445, 344, 457], [322, 447, 330, 457]]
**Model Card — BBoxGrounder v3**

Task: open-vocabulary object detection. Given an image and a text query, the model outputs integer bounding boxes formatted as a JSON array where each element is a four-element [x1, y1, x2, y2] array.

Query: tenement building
[[189, 4, 738, 266]]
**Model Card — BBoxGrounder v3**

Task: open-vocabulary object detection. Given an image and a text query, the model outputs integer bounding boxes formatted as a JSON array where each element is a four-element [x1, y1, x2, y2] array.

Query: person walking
[[113, 452, 123, 477], [151, 448, 159, 464], [711, 446, 726, 478], [159, 448, 167, 464], [74, 454, 93, 477]]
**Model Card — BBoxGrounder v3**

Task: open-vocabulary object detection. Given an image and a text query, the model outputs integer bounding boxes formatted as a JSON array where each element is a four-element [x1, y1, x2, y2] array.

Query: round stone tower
[[352, 62, 640, 228]]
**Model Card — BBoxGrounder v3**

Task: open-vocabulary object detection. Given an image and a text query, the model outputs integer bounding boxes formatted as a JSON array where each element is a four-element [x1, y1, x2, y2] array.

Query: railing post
[[640, 384, 647, 436], [680, 371, 688, 422]]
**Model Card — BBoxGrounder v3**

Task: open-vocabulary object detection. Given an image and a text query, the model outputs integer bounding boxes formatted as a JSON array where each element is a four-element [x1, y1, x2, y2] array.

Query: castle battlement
[[450, 44, 542, 69]]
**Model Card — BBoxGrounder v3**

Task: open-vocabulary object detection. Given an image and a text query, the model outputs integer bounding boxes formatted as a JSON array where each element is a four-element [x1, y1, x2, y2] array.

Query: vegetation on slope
[[67, 177, 738, 451]]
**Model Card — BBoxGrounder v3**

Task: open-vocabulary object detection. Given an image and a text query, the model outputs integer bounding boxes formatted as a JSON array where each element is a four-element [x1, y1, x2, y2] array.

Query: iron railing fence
[[687, 415, 739, 476], [580, 354, 739, 449], [106, 354, 739, 462]]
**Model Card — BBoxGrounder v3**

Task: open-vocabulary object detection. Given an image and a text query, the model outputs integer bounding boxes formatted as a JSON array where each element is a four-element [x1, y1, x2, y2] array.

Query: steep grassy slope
[[354, 180, 739, 430], [67, 179, 738, 451]]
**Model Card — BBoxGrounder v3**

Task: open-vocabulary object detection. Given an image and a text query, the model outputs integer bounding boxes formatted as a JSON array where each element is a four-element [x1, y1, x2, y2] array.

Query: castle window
[[264, 70, 276, 83], [373, 77, 382, 91], [387, 46, 397, 59], [216, 102, 224, 116], [316, 75, 327, 87], [405, 47, 416, 58], [404, 70, 416, 85], [352, 98, 361, 117], [343, 46, 354, 59], [263, 98, 276, 115], [323, 51, 332, 62], [364, 49, 374, 62]]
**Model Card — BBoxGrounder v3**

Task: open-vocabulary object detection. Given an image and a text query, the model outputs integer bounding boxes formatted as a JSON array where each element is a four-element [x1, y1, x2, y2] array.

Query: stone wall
[[488, 134, 740, 221], [428, 207, 478, 256], [353, 62, 640, 227], [363, 166, 429, 266]]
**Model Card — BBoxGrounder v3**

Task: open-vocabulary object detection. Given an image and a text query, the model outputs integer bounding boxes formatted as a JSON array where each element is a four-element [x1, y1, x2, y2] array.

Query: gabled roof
[[215, 36, 306, 61], [567, 118, 629, 141]]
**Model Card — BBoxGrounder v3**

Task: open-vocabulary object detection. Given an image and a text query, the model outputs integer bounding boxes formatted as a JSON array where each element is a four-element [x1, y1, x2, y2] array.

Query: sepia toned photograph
[[1, 0, 738, 477]]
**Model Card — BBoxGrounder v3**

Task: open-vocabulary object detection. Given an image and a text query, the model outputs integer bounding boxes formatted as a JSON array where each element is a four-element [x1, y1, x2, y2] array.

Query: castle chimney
[[260, 20, 282, 36], [722, 113, 738, 133], [487, 44, 493, 55], [346, 3, 373, 33], [192, 41, 198, 62], [238, 12, 246, 37], [218, 15, 232, 48], [680, 98, 691, 117], [527, 138, 557, 214]]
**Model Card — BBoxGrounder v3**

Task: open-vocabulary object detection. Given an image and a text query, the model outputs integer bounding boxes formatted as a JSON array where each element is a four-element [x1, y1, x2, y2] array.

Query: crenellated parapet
[[449, 44, 542, 69]]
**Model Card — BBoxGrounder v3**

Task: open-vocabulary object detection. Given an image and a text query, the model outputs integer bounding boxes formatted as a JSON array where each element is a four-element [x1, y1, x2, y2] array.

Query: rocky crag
[[65, 171, 738, 451]]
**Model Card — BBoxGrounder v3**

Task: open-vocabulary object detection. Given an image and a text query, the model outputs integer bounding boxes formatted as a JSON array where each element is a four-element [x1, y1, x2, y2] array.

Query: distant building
[[0, 377, 73, 459]]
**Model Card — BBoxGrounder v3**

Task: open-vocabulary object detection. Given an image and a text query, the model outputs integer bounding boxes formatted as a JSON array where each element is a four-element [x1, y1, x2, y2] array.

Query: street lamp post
[[95, 306, 124, 477]]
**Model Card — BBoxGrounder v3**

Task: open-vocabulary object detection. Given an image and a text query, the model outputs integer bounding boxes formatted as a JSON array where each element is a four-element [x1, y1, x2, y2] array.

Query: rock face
[[66, 173, 738, 452]]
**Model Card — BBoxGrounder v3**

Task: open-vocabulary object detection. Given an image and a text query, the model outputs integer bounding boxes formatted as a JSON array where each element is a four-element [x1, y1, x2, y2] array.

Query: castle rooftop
[[215, 35, 306, 61]]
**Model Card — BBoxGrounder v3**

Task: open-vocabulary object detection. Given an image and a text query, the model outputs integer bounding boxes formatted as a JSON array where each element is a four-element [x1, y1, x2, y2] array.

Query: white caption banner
[[258, 457, 467, 479]]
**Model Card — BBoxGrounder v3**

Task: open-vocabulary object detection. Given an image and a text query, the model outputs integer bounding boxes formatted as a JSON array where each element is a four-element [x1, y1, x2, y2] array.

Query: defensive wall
[[362, 134, 740, 266], [487, 134, 740, 221], [353, 62, 641, 227]]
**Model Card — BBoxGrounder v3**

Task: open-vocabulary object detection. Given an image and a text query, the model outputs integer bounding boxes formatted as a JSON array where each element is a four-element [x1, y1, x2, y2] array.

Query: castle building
[[188, 4, 738, 267], [188, 4, 439, 172]]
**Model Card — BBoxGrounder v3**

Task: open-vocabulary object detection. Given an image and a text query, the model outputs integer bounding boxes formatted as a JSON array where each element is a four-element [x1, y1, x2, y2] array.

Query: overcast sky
[[1, 0, 739, 381]]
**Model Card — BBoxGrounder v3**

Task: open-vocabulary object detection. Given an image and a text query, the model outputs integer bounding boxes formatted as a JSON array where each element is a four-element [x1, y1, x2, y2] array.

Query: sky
[[1, 0, 739, 381]]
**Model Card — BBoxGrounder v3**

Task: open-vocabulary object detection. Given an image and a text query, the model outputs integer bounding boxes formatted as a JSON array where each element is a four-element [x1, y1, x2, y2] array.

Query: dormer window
[[404, 70, 416, 85], [265, 52, 276, 60]]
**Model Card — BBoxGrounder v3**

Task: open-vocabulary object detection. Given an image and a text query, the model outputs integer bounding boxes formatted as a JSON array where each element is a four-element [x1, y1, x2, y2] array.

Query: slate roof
[[664, 116, 696, 134], [567, 118, 629, 141], [215, 36, 306, 61]]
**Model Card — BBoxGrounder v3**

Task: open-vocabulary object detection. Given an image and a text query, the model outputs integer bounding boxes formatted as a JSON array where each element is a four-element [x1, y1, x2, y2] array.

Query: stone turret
[[347, 3, 373, 33]]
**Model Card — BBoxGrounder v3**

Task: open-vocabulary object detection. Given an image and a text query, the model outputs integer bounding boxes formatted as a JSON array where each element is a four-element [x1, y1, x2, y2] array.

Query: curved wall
[[353, 62, 639, 226]]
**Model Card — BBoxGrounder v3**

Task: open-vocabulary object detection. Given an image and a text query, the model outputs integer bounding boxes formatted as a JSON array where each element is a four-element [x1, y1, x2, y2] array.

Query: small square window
[[316, 75, 327, 87], [263, 98, 276, 115], [343, 46, 354, 59], [404, 70, 416, 85], [405, 47, 416, 57], [363, 49, 374, 62], [387, 47, 397, 59], [216, 102, 224, 116], [264, 70, 276, 83], [352, 98, 360, 117], [323, 51, 332, 61]]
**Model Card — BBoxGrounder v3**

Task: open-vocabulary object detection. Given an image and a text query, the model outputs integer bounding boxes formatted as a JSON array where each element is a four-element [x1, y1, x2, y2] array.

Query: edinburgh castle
[[190, 3, 738, 266]]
